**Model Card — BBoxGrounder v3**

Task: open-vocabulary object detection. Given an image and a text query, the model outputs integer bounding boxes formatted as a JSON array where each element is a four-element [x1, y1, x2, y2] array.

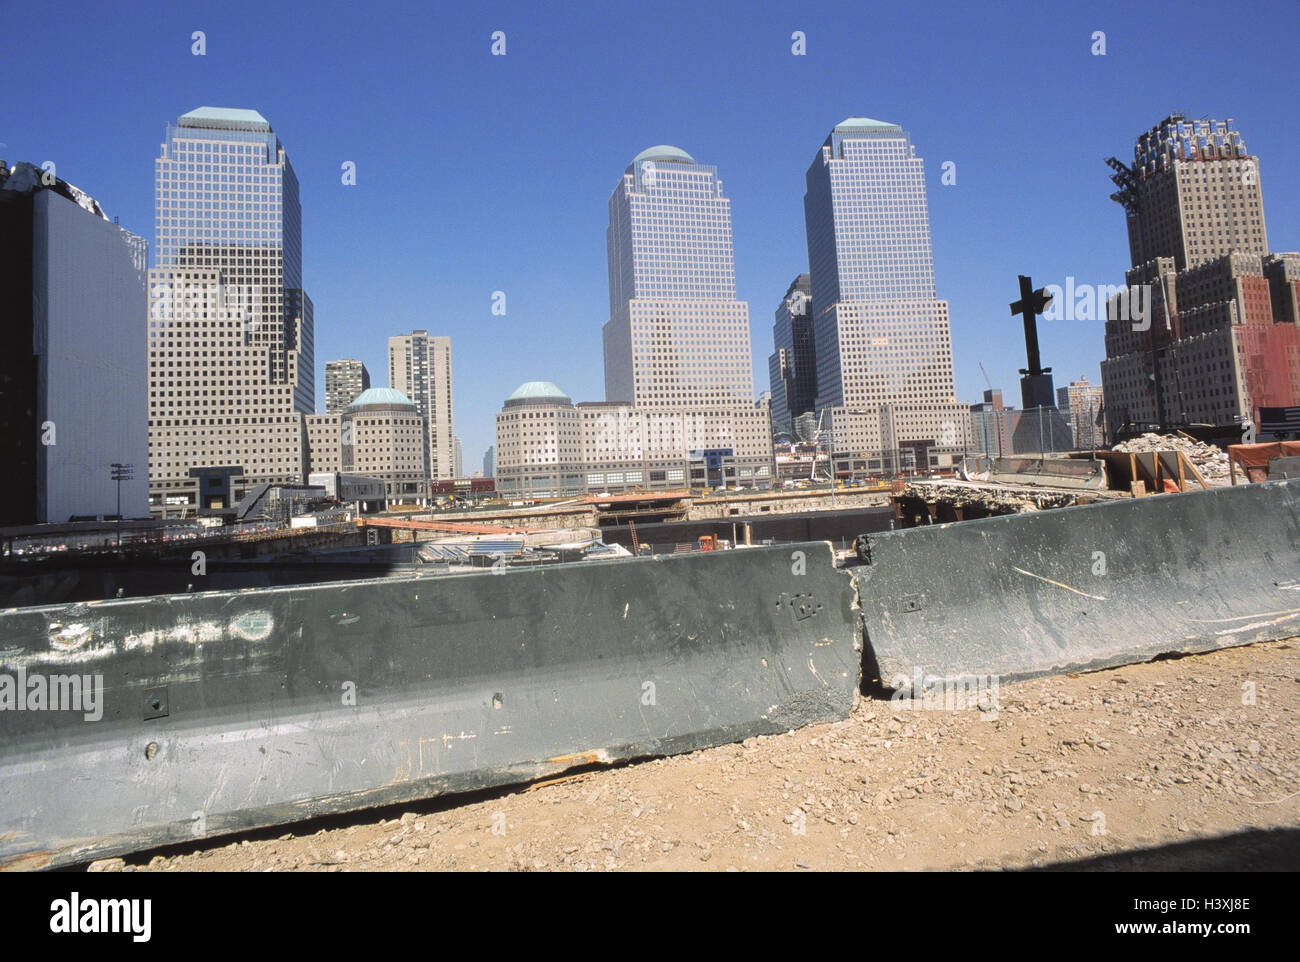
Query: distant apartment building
[[768, 273, 816, 436], [1057, 378, 1106, 449], [388, 331, 454, 480], [969, 389, 1016, 460], [146, 108, 314, 517], [340, 388, 427, 501], [495, 382, 772, 497], [0, 162, 149, 524], [482, 445, 495, 478], [325, 358, 370, 414], [453, 435, 463, 479], [1102, 115, 1300, 436], [803, 118, 968, 476], [601, 145, 773, 482]]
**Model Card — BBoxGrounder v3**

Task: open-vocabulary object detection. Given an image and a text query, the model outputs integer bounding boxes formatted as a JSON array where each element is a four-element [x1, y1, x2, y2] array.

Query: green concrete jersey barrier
[[854, 480, 1300, 692], [0, 542, 859, 869]]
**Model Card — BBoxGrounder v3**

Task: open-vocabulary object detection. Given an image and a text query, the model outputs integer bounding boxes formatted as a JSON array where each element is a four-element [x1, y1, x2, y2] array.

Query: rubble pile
[[1112, 433, 1232, 486]]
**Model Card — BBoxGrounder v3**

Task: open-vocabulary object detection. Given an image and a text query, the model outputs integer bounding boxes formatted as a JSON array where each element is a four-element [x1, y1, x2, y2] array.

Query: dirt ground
[[93, 638, 1300, 872]]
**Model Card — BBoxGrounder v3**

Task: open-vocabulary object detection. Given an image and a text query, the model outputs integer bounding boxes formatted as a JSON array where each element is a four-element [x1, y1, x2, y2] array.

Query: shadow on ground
[[1030, 826, 1300, 871]]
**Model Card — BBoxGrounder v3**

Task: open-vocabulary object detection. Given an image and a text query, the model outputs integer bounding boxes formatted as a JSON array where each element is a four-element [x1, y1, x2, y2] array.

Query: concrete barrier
[[854, 480, 1300, 692], [0, 542, 858, 869]]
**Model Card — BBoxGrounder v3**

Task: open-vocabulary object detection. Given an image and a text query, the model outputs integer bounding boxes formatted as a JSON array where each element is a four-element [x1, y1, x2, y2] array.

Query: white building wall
[[33, 190, 148, 521]]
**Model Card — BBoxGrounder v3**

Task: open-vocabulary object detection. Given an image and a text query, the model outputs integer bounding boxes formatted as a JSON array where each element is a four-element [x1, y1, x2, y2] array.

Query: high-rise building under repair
[[1102, 114, 1300, 437], [803, 118, 968, 476], [388, 331, 455, 481], [147, 107, 314, 515], [601, 145, 772, 487]]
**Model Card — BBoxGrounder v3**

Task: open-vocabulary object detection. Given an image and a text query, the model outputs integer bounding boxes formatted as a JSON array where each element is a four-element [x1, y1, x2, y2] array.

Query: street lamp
[[110, 463, 134, 548]]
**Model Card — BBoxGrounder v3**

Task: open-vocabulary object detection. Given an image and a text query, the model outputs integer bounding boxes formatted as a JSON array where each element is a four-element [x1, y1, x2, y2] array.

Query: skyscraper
[[1102, 115, 1300, 435], [147, 107, 314, 515], [601, 145, 772, 485], [803, 118, 967, 476], [602, 146, 754, 409], [768, 273, 815, 436], [1109, 114, 1267, 273], [325, 359, 371, 414], [388, 331, 454, 480]]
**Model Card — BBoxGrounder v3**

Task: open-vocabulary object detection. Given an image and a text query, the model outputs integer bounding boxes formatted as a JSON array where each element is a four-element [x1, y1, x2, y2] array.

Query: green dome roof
[[505, 381, 571, 406], [632, 145, 696, 165], [346, 387, 415, 410]]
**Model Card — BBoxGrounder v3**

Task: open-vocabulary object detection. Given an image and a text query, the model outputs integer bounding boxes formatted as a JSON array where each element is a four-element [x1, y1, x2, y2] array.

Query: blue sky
[[4, 0, 1297, 465]]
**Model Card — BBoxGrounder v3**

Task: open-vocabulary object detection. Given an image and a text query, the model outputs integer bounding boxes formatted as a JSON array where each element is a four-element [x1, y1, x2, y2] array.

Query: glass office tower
[[603, 145, 754, 408], [147, 107, 314, 514], [803, 117, 966, 475], [601, 145, 772, 486]]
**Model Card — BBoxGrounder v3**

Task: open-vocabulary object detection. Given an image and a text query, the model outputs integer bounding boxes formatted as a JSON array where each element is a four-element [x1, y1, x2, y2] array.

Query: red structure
[[430, 477, 496, 497]]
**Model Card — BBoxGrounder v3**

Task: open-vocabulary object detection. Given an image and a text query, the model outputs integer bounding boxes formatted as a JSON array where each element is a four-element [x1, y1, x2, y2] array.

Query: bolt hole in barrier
[[0, 542, 860, 869], [852, 480, 1299, 693]]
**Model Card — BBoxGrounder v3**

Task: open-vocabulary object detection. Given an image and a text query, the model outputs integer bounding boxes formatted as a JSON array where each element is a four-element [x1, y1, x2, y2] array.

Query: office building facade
[[340, 387, 427, 501], [146, 107, 314, 516], [768, 273, 816, 437], [495, 381, 771, 498], [1057, 378, 1106, 449], [1102, 115, 1300, 436], [969, 389, 1016, 461], [601, 145, 772, 481], [0, 162, 149, 523], [803, 118, 968, 476]]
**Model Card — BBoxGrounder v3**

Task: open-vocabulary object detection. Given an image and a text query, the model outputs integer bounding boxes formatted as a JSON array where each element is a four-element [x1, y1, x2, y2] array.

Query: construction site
[[0, 439, 1297, 872]]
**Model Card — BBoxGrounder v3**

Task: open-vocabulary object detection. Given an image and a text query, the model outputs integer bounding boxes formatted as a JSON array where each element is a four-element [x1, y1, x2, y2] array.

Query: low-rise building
[[340, 388, 427, 502], [495, 381, 774, 498]]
